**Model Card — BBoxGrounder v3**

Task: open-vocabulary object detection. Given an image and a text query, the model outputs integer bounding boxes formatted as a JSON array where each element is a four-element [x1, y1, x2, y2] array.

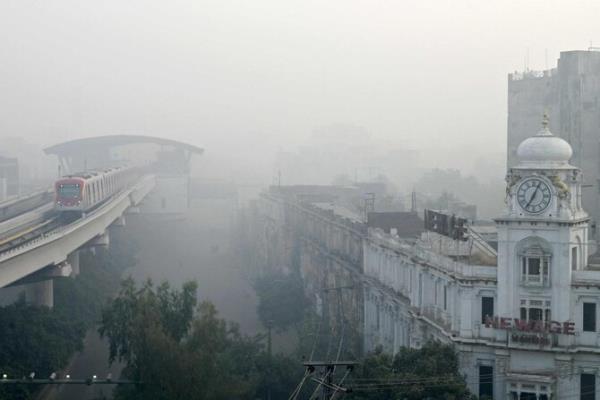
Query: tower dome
[[516, 114, 573, 168]]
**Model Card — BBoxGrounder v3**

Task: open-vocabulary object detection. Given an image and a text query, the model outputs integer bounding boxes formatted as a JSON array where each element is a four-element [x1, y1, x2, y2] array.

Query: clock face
[[517, 178, 552, 214]]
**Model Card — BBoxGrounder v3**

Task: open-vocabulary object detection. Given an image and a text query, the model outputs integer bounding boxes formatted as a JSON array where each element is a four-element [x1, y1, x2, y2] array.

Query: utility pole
[[267, 320, 272, 360], [267, 320, 273, 400], [363, 192, 375, 221], [0, 376, 138, 386], [323, 364, 334, 399], [303, 361, 356, 399], [286, 286, 357, 400]]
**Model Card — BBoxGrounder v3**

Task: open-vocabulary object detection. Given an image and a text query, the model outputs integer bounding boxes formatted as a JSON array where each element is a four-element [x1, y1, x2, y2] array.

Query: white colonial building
[[363, 119, 600, 399]]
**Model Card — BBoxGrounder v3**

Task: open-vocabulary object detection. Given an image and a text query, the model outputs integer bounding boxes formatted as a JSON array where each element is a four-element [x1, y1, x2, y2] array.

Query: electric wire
[[308, 309, 323, 362], [323, 290, 334, 362], [335, 289, 345, 362], [346, 362, 581, 386], [345, 365, 594, 394]]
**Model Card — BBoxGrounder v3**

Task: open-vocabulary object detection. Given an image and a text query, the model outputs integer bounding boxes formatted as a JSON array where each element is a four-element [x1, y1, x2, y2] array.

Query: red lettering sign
[[484, 315, 498, 328], [531, 320, 544, 333], [563, 321, 575, 335], [486, 316, 575, 335], [513, 319, 529, 330], [549, 321, 562, 334]]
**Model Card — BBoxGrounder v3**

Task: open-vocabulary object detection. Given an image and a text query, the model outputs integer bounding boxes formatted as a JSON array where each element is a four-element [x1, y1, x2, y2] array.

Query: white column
[[459, 289, 474, 338]]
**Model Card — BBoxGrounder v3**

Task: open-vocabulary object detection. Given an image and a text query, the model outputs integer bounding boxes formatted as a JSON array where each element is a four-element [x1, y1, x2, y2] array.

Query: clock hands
[[517, 179, 551, 214], [525, 181, 542, 208]]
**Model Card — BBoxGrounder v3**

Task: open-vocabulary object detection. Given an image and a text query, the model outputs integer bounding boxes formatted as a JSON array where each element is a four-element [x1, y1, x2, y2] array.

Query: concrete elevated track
[[0, 175, 155, 305], [0, 133, 203, 307]]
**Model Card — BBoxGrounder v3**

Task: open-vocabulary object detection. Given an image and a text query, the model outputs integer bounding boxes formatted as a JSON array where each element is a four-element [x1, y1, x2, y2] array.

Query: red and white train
[[54, 167, 137, 213]]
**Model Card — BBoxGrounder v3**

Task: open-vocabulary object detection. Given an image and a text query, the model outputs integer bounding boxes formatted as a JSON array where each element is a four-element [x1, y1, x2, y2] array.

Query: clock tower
[[496, 115, 589, 332]]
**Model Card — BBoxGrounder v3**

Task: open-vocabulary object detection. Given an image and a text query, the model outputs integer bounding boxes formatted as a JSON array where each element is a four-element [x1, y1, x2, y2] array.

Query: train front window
[[59, 184, 80, 198]]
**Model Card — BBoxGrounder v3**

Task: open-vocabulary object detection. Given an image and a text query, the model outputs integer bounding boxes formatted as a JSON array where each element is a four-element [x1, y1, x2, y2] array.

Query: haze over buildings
[[1, 0, 599, 189], [2, 2, 600, 400]]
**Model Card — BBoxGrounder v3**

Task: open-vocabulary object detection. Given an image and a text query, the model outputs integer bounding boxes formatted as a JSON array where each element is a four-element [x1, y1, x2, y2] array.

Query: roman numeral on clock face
[[516, 178, 553, 214]]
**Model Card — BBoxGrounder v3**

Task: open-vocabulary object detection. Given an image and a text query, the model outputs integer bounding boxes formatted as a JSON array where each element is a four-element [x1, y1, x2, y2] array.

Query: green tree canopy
[[99, 278, 302, 400], [253, 270, 307, 333], [348, 342, 475, 400], [0, 237, 136, 400], [0, 300, 85, 400]]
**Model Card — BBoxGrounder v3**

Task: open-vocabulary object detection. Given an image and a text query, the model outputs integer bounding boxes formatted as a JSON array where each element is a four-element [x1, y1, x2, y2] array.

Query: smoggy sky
[[0, 0, 599, 176]]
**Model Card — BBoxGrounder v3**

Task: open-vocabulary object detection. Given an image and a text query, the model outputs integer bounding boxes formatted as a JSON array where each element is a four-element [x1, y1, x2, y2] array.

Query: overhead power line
[[0, 377, 138, 386]]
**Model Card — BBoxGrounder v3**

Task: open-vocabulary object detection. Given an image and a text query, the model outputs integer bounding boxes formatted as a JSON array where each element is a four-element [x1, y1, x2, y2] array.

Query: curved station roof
[[44, 135, 204, 156], [44, 135, 203, 174]]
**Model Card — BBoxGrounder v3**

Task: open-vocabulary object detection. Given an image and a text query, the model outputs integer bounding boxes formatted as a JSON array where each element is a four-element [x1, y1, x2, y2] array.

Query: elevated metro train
[[54, 166, 138, 213]]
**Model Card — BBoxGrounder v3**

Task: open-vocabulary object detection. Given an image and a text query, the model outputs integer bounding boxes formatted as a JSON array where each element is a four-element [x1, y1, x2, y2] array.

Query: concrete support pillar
[[113, 216, 126, 227], [25, 280, 53, 308], [85, 231, 110, 249], [126, 206, 140, 214], [94, 232, 110, 247], [67, 251, 80, 276]]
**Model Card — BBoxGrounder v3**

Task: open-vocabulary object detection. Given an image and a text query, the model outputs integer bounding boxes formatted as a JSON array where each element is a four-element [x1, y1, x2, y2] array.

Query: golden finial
[[542, 111, 549, 129]]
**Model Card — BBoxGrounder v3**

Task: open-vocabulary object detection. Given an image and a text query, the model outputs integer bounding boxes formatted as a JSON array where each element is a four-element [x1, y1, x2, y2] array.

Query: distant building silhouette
[[0, 156, 19, 199]]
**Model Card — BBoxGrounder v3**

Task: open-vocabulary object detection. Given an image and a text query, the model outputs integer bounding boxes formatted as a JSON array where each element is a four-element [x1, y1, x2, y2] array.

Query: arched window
[[517, 237, 552, 287]]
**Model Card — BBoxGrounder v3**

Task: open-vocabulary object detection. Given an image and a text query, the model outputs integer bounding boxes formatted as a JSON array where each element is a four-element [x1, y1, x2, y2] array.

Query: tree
[[348, 342, 475, 400], [99, 278, 206, 399], [0, 234, 138, 400], [253, 271, 307, 333], [0, 300, 85, 400], [99, 277, 302, 400]]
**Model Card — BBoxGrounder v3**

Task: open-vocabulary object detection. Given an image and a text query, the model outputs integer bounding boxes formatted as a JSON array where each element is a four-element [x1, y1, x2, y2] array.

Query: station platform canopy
[[44, 135, 203, 174]]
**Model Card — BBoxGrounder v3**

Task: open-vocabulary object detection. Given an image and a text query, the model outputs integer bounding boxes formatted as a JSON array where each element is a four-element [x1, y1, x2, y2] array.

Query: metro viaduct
[[0, 135, 203, 307]]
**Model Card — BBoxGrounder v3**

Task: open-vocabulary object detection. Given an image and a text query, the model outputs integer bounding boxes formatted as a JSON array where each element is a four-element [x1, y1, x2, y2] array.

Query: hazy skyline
[[1, 0, 599, 179]]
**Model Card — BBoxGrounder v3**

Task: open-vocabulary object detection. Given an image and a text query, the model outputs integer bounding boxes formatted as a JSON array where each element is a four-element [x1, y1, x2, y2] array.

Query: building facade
[[251, 187, 367, 357], [252, 122, 600, 398], [364, 123, 600, 399]]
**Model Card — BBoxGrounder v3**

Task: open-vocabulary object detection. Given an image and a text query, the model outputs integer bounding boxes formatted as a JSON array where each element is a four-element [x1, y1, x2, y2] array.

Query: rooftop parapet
[[266, 185, 367, 235], [302, 201, 367, 234], [509, 69, 554, 81]]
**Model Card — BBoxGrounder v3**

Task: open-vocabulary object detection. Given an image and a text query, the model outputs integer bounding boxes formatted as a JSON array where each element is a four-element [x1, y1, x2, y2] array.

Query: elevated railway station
[[0, 135, 203, 307], [44, 134, 203, 174]]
